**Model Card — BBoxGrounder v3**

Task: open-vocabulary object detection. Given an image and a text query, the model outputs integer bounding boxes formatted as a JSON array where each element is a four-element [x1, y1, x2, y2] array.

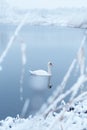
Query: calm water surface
[[0, 24, 85, 119]]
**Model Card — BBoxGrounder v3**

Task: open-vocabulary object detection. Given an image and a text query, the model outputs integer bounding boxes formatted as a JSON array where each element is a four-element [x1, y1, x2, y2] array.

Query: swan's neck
[[48, 65, 52, 75]]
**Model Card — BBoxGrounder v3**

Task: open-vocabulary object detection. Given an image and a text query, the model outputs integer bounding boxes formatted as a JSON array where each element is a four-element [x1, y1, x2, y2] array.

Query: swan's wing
[[29, 70, 51, 76]]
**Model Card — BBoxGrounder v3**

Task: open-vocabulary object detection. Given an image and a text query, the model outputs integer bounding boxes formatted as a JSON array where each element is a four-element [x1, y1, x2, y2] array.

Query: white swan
[[29, 62, 52, 76]]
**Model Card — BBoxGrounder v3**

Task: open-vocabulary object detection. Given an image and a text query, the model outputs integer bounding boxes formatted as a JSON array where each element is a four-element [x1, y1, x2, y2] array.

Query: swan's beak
[[48, 84, 52, 88]]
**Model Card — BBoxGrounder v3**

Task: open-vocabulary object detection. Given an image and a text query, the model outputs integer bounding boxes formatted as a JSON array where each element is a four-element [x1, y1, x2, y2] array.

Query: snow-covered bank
[[0, 98, 87, 130], [1, 7, 87, 28]]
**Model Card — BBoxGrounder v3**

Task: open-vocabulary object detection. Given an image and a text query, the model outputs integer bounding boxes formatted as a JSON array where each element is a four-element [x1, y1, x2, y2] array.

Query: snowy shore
[[1, 8, 87, 28], [0, 97, 87, 130]]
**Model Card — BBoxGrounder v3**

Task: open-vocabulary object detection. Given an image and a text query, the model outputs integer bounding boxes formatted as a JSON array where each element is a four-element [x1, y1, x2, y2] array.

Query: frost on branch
[[77, 46, 85, 75], [19, 40, 27, 101], [38, 30, 87, 118]]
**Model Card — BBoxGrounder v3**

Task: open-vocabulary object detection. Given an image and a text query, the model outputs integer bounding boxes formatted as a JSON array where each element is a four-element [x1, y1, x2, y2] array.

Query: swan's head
[[48, 61, 53, 66]]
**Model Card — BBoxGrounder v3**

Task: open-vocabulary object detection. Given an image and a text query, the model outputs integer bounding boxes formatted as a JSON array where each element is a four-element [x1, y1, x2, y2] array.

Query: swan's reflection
[[30, 75, 52, 90]]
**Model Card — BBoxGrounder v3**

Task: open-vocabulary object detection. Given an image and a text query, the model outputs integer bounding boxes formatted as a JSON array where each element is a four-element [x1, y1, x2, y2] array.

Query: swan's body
[[29, 62, 52, 76]]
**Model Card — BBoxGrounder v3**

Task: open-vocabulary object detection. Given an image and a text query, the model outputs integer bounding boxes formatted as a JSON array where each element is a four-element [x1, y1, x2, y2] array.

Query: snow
[[0, 98, 87, 130], [1, 5, 87, 28]]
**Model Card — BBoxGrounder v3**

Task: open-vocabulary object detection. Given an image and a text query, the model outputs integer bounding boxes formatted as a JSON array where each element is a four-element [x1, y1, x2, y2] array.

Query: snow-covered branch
[[38, 30, 87, 117]]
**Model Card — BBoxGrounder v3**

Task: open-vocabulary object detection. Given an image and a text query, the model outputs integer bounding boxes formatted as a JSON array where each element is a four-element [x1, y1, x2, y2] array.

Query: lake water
[[0, 24, 86, 119]]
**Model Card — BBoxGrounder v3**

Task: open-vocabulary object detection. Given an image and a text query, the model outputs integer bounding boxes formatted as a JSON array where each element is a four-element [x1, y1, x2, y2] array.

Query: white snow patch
[[1, 7, 87, 28], [0, 99, 87, 130]]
